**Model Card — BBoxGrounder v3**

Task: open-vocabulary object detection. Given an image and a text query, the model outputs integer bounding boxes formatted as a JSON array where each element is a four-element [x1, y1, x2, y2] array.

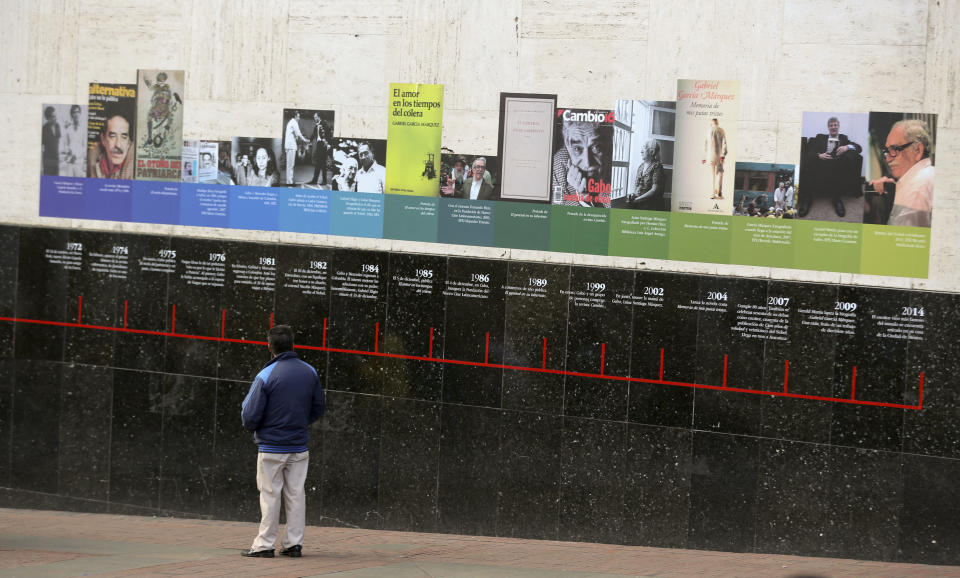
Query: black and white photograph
[[41, 103, 88, 177], [231, 137, 284, 187], [280, 108, 335, 187], [613, 100, 675, 211], [329, 137, 387, 194]]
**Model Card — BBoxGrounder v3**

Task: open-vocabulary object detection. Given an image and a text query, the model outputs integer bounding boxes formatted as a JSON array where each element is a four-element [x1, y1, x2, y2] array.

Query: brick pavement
[[0, 508, 956, 577]]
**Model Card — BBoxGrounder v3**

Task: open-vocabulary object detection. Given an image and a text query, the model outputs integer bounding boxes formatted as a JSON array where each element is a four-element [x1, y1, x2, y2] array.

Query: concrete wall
[[1, 0, 958, 288]]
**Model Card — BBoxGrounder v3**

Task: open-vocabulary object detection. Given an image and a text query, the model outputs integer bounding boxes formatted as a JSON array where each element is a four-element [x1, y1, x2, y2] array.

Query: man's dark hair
[[44, 106, 55, 119], [268, 325, 295, 353]]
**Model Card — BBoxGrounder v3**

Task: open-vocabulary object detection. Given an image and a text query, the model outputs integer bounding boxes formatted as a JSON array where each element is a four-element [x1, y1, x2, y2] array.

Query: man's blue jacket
[[241, 351, 325, 452]]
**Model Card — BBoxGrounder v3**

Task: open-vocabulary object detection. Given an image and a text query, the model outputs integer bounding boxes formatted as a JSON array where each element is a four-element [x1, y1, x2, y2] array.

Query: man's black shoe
[[241, 548, 275, 558], [280, 544, 302, 557], [834, 198, 846, 217]]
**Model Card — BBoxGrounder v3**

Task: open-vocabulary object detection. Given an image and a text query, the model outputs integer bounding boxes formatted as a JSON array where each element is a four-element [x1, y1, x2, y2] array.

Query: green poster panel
[[385, 82, 443, 196], [607, 209, 670, 258], [437, 198, 494, 246], [667, 213, 733, 264], [493, 202, 551, 250], [382, 195, 438, 242], [859, 224, 930, 278], [790, 220, 862, 273], [548, 206, 609, 255], [729, 216, 797, 268]]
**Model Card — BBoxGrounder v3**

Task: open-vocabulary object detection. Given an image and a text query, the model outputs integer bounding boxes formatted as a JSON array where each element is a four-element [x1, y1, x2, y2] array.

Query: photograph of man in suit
[[800, 116, 862, 217], [460, 157, 495, 200]]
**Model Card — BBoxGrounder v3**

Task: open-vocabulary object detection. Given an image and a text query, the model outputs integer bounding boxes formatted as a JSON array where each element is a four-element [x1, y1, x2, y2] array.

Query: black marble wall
[[1, 224, 958, 565]]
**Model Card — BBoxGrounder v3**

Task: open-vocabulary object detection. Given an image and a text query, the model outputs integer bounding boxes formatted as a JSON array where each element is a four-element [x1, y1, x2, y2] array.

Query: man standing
[[60, 105, 85, 177], [284, 111, 307, 184], [309, 113, 332, 186], [773, 181, 787, 211], [703, 118, 727, 200], [460, 157, 495, 200], [88, 112, 135, 179], [355, 141, 386, 194], [800, 117, 862, 217], [868, 119, 934, 228], [240, 325, 325, 558], [42, 106, 62, 176]]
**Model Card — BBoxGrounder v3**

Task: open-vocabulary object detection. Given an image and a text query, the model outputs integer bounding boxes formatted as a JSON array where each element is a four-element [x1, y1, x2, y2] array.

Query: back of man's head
[[268, 325, 295, 354]]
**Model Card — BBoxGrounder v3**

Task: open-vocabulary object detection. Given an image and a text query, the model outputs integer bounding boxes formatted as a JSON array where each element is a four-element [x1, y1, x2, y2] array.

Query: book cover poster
[[198, 140, 219, 183], [135, 69, 184, 181], [41, 103, 87, 177], [87, 83, 137, 179], [231, 137, 284, 187], [439, 152, 499, 200], [672, 79, 739, 214], [551, 108, 614, 207], [613, 100, 675, 211], [385, 82, 443, 196], [181, 139, 198, 183], [280, 108, 335, 187], [200, 140, 233, 185], [496, 93, 556, 202], [330, 137, 387, 194]]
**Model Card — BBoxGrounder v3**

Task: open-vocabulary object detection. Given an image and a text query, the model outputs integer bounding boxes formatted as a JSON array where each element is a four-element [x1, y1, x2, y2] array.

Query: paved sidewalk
[[0, 508, 956, 577]]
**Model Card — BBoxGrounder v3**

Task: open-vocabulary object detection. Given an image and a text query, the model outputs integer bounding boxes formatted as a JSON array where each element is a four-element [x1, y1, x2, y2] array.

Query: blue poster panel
[[329, 191, 384, 238], [82, 178, 132, 221], [39, 175, 85, 218], [180, 183, 229, 228], [131, 180, 180, 224], [278, 188, 331, 234]]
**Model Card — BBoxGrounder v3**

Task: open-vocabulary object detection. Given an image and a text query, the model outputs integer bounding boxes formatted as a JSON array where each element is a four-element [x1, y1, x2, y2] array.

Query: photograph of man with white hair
[[866, 114, 936, 228]]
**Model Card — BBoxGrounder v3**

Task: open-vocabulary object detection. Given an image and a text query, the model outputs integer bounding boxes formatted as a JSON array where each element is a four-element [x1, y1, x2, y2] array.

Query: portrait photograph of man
[[797, 112, 868, 223], [42, 103, 88, 177], [864, 112, 936, 228]]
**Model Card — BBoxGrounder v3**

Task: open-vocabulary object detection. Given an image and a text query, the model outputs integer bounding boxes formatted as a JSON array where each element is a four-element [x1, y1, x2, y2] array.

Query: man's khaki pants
[[251, 451, 309, 552]]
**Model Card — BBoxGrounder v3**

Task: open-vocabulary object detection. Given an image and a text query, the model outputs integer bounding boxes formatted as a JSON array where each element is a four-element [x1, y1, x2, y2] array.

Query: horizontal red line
[[0, 316, 921, 411]]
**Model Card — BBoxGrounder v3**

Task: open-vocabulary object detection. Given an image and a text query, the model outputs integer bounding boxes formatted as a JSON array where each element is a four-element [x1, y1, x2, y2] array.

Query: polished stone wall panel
[[109, 369, 163, 509], [14, 228, 69, 361], [440, 257, 507, 408], [158, 374, 217, 515], [325, 249, 388, 396], [11, 359, 61, 494], [0, 226, 17, 359], [437, 404, 501, 536], [2, 225, 958, 564], [58, 364, 112, 502]]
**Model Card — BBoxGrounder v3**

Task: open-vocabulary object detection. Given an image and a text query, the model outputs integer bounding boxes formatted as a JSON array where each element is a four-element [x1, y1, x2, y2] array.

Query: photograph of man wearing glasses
[[865, 113, 936, 228]]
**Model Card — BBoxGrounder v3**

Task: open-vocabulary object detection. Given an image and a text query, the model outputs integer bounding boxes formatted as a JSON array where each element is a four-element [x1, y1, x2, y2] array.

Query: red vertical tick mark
[[918, 372, 925, 408], [851, 366, 858, 400], [171, 304, 176, 334], [659, 348, 664, 381], [374, 322, 379, 353], [600, 343, 606, 375], [123, 300, 128, 329], [77, 296, 83, 324], [269, 312, 274, 329], [542, 337, 547, 369], [221, 309, 226, 338], [784, 360, 790, 393], [485, 332, 490, 364], [429, 327, 434, 358], [722, 354, 728, 387], [322, 317, 327, 348]]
